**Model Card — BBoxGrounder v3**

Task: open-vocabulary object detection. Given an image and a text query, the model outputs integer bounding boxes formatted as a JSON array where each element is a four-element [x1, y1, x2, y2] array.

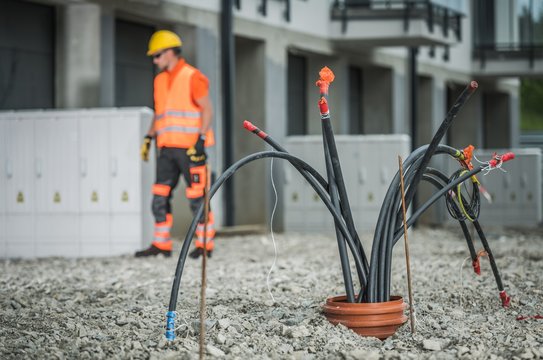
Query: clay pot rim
[[323, 295, 407, 315]]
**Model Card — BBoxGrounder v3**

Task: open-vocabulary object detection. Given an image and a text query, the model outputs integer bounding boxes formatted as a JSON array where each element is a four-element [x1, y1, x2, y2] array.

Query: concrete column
[[100, 7, 115, 107], [510, 92, 520, 148], [418, 76, 447, 225], [233, 37, 266, 225], [417, 76, 433, 147], [57, 3, 101, 108], [392, 68, 406, 135], [265, 35, 288, 230]]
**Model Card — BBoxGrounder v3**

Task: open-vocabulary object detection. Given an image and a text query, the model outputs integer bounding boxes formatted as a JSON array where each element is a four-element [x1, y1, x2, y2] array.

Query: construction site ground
[[1, 226, 542, 359]]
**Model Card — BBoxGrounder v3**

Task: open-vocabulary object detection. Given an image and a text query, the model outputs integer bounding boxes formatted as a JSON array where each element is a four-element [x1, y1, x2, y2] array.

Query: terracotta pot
[[322, 295, 408, 340]]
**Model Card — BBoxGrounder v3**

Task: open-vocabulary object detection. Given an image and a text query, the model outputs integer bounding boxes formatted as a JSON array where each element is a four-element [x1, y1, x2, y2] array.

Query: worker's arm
[[186, 95, 212, 163], [195, 94, 213, 136], [147, 116, 157, 138], [141, 115, 157, 162]]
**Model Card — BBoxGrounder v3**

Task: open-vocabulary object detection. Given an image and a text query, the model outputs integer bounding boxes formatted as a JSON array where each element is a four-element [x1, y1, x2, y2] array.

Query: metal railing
[[235, 0, 292, 22], [475, 43, 543, 69], [331, 0, 463, 40]]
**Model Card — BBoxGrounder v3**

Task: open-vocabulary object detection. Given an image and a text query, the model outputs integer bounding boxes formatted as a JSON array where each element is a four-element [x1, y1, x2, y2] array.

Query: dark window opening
[[348, 66, 363, 134], [287, 53, 307, 135], [0, 0, 55, 109]]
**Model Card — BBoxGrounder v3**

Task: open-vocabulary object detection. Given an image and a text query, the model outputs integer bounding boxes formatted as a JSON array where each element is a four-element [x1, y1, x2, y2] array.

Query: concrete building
[[1, 0, 540, 235]]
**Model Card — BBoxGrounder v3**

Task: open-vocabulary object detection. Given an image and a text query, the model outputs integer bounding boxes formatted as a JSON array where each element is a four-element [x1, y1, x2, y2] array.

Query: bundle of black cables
[[445, 168, 481, 222]]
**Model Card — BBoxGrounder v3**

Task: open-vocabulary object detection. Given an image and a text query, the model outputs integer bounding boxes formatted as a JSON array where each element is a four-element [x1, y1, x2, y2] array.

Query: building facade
[[1, 0, 538, 233]]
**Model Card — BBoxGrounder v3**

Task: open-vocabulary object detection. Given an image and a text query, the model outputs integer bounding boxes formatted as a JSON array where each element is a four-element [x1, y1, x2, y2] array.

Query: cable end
[[489, 152, 515, 168], [316, 66, 335, 94], [499, 290, 511, 308], [470, 80, 478, 90], [243, 120, 257, 132], [165, 311, 176, 341], [472, 259, 481, 275]]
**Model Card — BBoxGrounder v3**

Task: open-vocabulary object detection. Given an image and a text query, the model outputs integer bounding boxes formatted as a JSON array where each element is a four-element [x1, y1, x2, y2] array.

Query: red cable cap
[[472, 259, 481, 275], [470, 81, 478, 90], [489, 152, 515, 168], [243, 120, 257, 132], [500, 290, 511, 308]]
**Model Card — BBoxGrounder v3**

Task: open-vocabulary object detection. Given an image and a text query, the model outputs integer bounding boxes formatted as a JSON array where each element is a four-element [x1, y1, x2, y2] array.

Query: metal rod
[[398, 156, 415, 334], [198, 165, 211, 359]]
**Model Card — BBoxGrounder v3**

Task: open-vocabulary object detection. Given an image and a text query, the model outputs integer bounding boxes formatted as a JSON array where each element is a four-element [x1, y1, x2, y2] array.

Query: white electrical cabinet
[[283, 135, 411, 233], [0, 118, 6, 258], [0, 108, 155, 258]]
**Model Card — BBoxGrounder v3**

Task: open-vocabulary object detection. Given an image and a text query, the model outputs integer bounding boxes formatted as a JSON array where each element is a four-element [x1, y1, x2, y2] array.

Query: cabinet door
[[5, 118, 35, 213], [0, 215, 5, 258], [35, 116, 79, 213], [110, 213, 142, 255], [0, 118, 6, 214], [79, 114, 110, 213], [80, 214, 110, 257], [35, 214, 79, 257], [5, 214, 35, 258], [110, 115, 141, 212]]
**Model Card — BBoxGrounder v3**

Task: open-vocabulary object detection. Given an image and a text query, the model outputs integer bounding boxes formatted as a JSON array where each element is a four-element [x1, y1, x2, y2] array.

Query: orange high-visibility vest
[[153, 64, 215, 149]]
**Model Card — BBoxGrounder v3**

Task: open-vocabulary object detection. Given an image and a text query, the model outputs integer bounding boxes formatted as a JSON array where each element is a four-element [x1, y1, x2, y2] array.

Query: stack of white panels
[[283, 135, 411, 234], [0, 108, 155, 258]]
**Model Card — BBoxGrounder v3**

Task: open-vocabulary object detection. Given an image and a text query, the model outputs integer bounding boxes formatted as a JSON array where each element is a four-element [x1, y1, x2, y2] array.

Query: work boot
[[188, 247, 213, 259], [135, 244, 171, 258]]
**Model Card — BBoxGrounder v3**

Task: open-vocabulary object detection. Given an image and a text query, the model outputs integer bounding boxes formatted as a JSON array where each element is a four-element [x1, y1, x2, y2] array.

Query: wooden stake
[[199, 165, 211, 360], [398, 156, 416, 334]]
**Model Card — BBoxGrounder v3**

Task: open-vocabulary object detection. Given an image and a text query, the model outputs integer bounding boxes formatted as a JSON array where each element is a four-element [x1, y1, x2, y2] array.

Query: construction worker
[[135, 30, 215, 259]]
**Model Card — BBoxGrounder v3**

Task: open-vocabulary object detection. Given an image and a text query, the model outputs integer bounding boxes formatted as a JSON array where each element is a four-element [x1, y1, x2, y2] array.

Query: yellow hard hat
[[147, 30, 182, 56]]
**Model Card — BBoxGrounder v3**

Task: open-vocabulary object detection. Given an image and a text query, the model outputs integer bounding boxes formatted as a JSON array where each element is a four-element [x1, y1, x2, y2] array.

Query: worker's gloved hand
[[187, 134, 206, 163], [140, 135, 153, 162]]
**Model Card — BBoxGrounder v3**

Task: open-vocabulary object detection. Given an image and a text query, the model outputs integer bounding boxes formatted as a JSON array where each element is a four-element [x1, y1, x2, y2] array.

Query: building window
[[348, 66, 363, 134], [287, 53, 307, 135], [0, 0, 55, 109], [115, 19, 155, 107]]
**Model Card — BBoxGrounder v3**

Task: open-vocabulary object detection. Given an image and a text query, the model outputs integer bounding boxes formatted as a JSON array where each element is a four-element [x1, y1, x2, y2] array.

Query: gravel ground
[[1, 226, 542, 359]]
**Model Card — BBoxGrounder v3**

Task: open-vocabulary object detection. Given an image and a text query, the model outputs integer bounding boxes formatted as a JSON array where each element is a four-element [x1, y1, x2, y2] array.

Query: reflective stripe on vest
[[153, 64, 215, 148]]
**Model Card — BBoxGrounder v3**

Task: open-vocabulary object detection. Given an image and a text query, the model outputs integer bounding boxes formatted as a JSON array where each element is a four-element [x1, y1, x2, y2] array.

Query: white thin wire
[[266, 156, 279, 303]]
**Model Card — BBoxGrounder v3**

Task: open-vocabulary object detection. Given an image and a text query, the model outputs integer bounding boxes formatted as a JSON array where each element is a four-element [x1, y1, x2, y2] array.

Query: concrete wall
[[363, 66, 394, 134]]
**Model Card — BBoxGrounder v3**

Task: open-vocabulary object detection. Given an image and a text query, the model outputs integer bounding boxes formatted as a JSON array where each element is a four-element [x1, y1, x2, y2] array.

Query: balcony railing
[[475, 43, 543, 70], [331, 0, 463, 41], [235, 0, 292, 22]]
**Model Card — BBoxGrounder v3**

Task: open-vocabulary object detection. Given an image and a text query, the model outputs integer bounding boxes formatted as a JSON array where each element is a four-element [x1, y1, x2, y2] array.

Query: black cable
[[403, 81, 478, 216], [323, 138, 355, 302], [244, 121, 367, 291], [167, 150, 367, 313]]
